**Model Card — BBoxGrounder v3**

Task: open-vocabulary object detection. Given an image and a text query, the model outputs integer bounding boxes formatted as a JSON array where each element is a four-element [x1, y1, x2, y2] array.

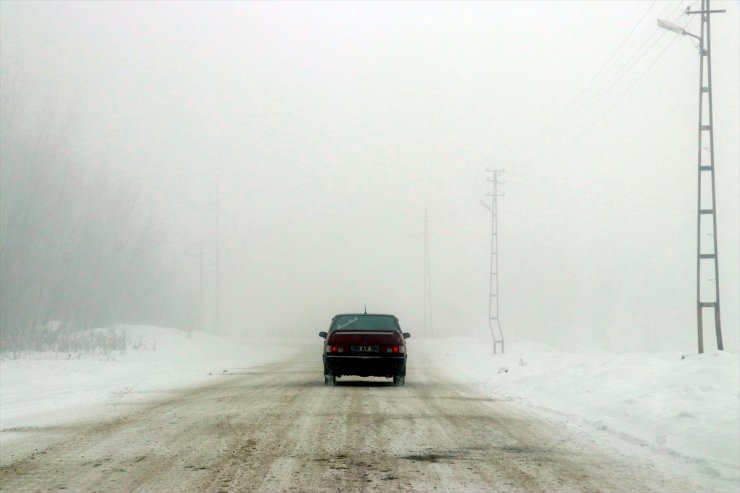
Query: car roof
[[332, 313, 398, 320]]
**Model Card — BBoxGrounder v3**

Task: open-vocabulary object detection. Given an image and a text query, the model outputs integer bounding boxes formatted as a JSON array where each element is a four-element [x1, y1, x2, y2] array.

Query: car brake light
[[328, 345, 344, 353], [385, 345, 404, 354]]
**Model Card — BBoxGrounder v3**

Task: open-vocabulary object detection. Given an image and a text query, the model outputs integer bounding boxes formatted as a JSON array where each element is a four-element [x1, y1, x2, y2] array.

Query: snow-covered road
[[0, 347, 704, 492]]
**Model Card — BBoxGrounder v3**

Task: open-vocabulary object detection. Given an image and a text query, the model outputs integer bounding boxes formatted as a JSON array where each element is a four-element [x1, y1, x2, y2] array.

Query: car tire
[[324, 374, 336, 386], [393, 374, 405, 386]]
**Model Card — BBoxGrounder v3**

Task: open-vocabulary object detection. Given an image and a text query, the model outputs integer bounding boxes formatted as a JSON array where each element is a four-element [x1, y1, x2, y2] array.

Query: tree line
[[0, 73, 197, 354]]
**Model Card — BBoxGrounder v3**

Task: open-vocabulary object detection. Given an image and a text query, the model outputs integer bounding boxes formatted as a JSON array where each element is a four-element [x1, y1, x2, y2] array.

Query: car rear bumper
[[324, 355, 406, 377]]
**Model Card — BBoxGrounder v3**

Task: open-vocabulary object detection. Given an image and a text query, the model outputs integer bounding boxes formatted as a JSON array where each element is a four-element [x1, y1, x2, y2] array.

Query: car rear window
[[330, 315, 400, 331]]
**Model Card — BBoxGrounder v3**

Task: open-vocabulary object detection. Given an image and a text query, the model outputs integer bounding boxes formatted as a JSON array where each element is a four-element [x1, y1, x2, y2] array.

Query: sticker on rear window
[[337, 317, 358, 329]]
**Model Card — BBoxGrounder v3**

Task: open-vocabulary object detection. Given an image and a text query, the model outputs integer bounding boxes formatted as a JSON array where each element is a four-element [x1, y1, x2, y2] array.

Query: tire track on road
[[1, 348, 702, 492]]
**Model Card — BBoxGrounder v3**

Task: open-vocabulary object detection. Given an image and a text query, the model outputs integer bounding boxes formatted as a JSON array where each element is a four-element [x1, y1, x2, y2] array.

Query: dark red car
[[320, 313, 410, 386]]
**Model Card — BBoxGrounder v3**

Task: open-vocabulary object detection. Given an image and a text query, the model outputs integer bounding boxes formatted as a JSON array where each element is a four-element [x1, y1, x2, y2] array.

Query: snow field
[[414, 337, 739, 492], [0, 326, 304, 441]]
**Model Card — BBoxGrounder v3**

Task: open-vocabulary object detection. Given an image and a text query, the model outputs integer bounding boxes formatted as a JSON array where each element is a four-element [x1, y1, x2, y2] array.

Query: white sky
[[2, 1, 738, 351]]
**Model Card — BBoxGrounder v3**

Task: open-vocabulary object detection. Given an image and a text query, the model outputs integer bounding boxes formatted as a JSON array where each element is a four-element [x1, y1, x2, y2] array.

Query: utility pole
[[690, 0, 724, 353], [214, 186, 221, 335], [481, 170, 505, 354], [198, 241, 205, 336], [661, 1, 726, 352], [423, 209, 433, 338], [184, 241, 205, 338]]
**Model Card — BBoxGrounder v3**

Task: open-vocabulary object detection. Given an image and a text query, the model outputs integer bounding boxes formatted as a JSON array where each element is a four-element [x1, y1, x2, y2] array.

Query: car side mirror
[[319, 331, 327, 338], [403, 332, 410, 339]]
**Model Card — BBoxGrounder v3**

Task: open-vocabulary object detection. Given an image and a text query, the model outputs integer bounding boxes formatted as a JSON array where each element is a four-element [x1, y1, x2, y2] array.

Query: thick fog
[[1, 1, 738, 352]]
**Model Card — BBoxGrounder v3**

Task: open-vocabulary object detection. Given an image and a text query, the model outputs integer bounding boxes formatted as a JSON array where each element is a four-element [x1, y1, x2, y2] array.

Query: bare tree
[[1, 71, 193, 354]]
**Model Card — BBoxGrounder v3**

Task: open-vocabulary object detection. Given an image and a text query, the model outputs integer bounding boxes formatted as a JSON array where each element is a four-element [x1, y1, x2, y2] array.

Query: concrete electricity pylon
[[423, 209, 433, 338], [481, 170, 505, 354], [659, 0, 725, 353]]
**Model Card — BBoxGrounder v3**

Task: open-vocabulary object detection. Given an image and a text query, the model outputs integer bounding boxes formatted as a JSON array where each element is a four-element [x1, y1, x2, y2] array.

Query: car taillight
[[386, 345, 405, 354], [327, 345, 344, 353]]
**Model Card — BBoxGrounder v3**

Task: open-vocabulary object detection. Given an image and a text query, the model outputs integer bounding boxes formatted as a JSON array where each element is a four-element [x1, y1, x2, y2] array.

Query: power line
[[555, 3, 684, 137], [573, 15, 676, 120], [523, 2, 687, 163], [573, 0, 659, 102], [527, 4, 683, 160], [549, 27, 686, 160], [527, 0, 660, 148]]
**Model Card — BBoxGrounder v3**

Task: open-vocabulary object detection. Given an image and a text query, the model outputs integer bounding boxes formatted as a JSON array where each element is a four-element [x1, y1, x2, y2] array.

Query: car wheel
[[324, 374, 336, 386], [393, 374, 405, 386]]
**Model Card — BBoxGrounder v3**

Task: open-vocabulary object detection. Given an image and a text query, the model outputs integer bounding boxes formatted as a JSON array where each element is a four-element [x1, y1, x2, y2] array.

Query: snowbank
[[415, 337, 740, 493], [0, 326, 305, 442]]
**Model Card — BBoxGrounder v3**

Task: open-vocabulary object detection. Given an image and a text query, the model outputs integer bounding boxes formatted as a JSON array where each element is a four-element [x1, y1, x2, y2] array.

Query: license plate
[[351, 345, 379, 353]]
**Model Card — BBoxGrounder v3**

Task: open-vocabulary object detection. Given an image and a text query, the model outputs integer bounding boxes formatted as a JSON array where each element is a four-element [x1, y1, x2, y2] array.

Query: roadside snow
[[0, 326, 305, 444], [3, 327, 737, 491], [415, 337, 740, 493]]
